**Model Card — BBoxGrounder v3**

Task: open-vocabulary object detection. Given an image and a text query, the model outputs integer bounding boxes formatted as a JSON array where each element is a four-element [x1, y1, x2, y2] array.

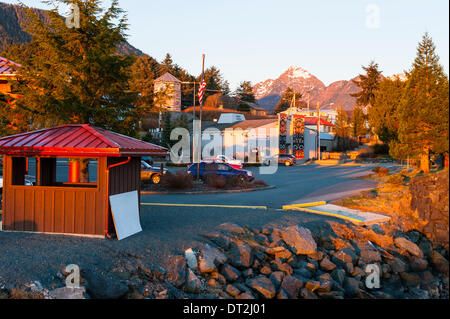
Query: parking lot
[[0, 163, 380, 288]]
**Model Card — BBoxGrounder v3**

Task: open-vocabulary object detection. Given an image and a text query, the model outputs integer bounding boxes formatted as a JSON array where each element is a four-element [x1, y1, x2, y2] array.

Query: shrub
[[248, 180, 268, 188], [386, 174, 405, 185], [160, 171, 193, 190], [372, 166, 389, 176], [356, 148, 375, 160], [206, 174, 228, 189]]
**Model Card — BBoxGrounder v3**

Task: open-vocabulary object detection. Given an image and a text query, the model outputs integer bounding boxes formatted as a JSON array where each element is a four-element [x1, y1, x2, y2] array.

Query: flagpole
[[197, 54, 205, 180]]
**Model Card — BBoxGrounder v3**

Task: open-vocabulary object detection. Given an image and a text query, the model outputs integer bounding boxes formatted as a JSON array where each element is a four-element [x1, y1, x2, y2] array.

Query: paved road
[[0, 163, 381, 289], [143, 164, 379, 208]]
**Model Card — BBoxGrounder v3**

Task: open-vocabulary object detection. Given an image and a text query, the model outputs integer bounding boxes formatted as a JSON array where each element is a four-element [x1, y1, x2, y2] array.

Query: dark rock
[[370, 224, 385, 235], [255, 234, 270, 246], [299, 287, 319, 299], [259, 265, 272, 275], [280, 275, 303, 298], [400, 272, 421, 288], [242, 268, 254, 278], [394, 237, 424, 258], [305, 280, 321, 292], [408, 287, 430, 299], [419, 270, 436, 286], [271, 258, 293, 275], [239, 292, 256, 299], [217, 223, 246, 234], [202, 232, 233, 250], [278, 225, 317, 255], [350, 267, 366, 278], [320, 257, 337, 271], [418, 238, 433, 257], [317, 291, 344, 299], [344, 277, 362, 297], [229, 242, 252, 268], [331, 269, 346, 287], [185, 269, 202, 293], [344, 262, 354, 275], [225, 284, 241, 298], [293, 268, 313, 279], [381, 264, 392, 279], [388, 257, 408, 273], [331, 249, 354, 266], [269, 271, 285, 291], [200, 244, 228, 270], [82, 270, 129, 299], [246, 276, 276, 299], [317, 273, 333, 293], [276, 288, 289, 299], [308, 251, 324, 261], [404, 230, 422, 243], [430, 251, 449, 275], [359, 249, 382, 263], [168, 256, 187, 288], [221, 264, 241, 282], [409, 257, 428, 272]]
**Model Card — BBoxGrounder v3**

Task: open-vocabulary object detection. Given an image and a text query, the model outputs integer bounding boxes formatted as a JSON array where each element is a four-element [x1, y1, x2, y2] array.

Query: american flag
[[197, 75, 206, 105]]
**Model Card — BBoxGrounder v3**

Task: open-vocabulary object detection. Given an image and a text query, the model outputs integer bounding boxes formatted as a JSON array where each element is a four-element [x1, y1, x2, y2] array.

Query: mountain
[[0, 2, 142, 56], [253, 66, 326, 109], [253, 66, 361, 112]]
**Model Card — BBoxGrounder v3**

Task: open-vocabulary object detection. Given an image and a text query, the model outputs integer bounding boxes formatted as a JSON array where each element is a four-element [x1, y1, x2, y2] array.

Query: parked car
[[187, 162, 254, 182], [203, 156, 243, 170], [263, 154, 297, 166], [142, 156, 154, 166], [141, 160, 167, 184], [214, 155, 244, 169]]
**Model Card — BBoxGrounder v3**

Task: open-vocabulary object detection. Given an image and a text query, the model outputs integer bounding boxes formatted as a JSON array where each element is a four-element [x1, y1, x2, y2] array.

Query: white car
[[0, 176, 3, 189], [214, 155, 243, 169]]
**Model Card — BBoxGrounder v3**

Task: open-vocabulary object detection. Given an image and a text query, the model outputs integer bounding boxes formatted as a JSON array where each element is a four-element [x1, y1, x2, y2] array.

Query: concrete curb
[[141, 185, 276, 195]]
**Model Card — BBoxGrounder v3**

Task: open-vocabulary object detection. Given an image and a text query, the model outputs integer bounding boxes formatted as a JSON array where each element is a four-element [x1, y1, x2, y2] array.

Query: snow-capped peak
[[388, 73, 407, 82], [285, 66, 312, 79]]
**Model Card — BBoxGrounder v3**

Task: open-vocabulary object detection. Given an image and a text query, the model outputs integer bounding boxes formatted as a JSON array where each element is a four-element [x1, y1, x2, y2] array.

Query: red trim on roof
[[0, 124, 168, 157]]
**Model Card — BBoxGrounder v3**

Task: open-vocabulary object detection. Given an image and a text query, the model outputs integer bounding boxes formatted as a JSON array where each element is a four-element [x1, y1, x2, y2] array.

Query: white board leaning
[[109, 190, 142, 240]]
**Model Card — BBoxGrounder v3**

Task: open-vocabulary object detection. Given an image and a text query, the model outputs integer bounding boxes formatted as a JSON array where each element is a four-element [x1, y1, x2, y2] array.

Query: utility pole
[[307, 90, 310, 114], [197, 54, 205, 180], [317, 102, 320, 161]]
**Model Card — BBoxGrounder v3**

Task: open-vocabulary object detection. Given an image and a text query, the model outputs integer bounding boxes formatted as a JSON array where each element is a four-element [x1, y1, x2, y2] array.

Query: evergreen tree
[[391, 33, 449, 172], [237, 102, 251, 113], [334, 108, 351, 150], [159, 53, 174, 75], [350, 105, 367, 141], [235, 81, 256, 103], [3, 0, 138, 136], [351, 61, 383, 109], [161, 112, 172, 148], [202, 66, 228, 100], [274, 88, 303, 114], [129, 54, 160, 113], [369, 77, 406, 145]]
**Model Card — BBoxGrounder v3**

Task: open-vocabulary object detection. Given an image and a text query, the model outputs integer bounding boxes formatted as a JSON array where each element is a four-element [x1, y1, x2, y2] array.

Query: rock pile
[[169, 222, 449, 299]]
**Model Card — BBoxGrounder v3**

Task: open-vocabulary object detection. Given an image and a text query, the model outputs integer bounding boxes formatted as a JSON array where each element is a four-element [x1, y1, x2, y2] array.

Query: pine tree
[[351, 61, 383, 109], [369, 77, 406, 145], [334, 108, 351, 150], [350, 105, 367, 141], [3, 0, 138, 136], [274, 88, 303, 114], [159, 53, 174, 75], [391, 33, 449, 172], [235, 81, 256, 103], [161, 112, 172, 148]]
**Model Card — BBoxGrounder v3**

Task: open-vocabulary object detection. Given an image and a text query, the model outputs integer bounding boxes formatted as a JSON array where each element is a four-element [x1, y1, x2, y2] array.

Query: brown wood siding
[[2, 155, 108, 236], [106, 157, 141, 234]]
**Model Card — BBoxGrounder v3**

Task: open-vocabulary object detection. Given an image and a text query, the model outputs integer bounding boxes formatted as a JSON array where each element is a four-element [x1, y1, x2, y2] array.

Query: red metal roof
[[0, 124, 168, 157], [303, 117, 334, 126], [0, 56, 20, 77]]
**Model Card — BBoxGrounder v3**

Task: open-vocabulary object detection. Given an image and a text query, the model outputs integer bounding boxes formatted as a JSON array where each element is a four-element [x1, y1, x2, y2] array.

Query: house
[[154, 72, 182, 112], [0, 56, 20, 96]]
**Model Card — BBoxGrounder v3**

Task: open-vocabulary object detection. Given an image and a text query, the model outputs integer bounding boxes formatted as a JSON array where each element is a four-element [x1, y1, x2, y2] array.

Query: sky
[[3, 0, 449, 90]]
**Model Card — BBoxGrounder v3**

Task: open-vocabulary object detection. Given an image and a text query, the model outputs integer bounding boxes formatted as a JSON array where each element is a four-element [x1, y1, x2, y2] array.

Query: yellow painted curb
[[282, 201, 327, 209], [141, 203, 268, 210], [282, 205, 364, 225]]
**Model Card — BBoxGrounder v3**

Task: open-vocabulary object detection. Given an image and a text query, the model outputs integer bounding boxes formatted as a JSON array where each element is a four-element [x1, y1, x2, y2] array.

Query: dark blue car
[[187, 162, 254, 182]]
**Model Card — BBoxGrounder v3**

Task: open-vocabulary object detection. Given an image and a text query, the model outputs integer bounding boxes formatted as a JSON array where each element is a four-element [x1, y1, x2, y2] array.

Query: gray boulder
[[82, 270, 129, 299], [280, 275, 303, 299], [229, 242, 252, 268], [394, 237, 424, 258], [278, 226, 317, 255], [185, 269, 202, 293]]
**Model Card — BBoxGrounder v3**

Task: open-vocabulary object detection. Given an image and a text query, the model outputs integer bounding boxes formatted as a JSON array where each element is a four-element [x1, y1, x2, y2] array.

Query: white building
[[154, 73, 182, 112]]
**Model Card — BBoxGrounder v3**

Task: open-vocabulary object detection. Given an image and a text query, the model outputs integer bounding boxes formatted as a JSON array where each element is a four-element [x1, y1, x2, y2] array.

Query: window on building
[[11, 157, 37, 186]]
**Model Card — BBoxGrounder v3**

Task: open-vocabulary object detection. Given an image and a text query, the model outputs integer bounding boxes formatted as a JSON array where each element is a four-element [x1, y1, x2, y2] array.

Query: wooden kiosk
[[0, 124, 167, 237]]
